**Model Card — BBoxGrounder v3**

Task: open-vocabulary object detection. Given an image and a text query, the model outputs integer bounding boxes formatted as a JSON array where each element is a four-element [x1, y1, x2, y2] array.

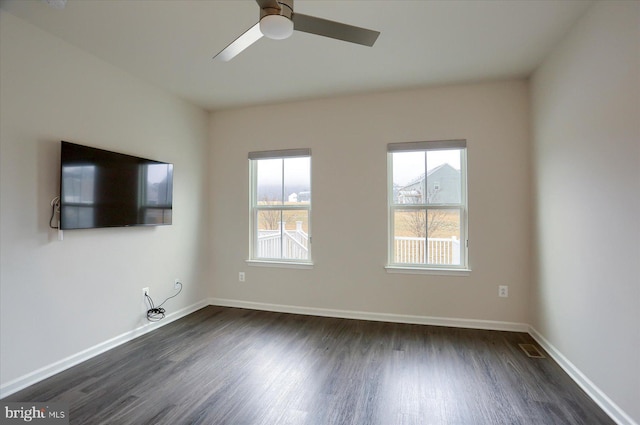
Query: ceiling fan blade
[[213, 22, 263, 62], [293, 13, 380, 47]]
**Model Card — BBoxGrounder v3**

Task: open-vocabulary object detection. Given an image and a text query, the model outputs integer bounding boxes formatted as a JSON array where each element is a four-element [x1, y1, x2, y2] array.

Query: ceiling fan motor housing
[[260, 0, 294, 40], [260, 0, 293, 20]]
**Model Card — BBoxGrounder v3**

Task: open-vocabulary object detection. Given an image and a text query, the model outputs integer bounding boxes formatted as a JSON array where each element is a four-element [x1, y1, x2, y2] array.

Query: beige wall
[[209, 81, 531, 324], [0, 12, 210, 386], [531, 1, 640, 422]]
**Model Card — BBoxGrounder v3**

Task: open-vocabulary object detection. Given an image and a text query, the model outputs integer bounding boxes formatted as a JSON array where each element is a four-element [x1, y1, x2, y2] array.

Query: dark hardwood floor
[[4, 306, 614, 424]]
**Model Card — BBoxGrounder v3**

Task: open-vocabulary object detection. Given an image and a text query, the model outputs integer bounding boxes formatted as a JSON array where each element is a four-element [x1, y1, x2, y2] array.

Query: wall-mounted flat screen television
[[59, 141, 173, 230]]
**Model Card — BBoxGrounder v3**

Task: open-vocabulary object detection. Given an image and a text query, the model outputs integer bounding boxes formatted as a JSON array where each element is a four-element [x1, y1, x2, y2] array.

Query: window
[[387, 140, 468, 270], [249, 149, 311, 264]]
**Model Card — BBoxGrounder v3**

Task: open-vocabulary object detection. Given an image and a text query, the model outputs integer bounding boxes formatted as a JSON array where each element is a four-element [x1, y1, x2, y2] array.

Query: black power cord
[[49, 196, 61, 229], [145, 282, 183, 322]]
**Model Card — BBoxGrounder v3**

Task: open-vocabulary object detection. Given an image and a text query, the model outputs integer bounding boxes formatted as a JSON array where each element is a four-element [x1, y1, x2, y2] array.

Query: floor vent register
[[519, 343, 546, 358]]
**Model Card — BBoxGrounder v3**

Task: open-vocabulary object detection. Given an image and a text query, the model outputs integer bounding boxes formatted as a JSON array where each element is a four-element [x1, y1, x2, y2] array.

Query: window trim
[[387, 140, 469, 271], [248, 149, 312, 265]]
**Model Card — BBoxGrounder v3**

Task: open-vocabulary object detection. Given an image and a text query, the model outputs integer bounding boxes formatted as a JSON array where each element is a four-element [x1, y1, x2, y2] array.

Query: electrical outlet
[[142, 287, 150, 297], [239, 272, 245, 282], [498, 285, 509, 298], [174, 279, 181, 290]]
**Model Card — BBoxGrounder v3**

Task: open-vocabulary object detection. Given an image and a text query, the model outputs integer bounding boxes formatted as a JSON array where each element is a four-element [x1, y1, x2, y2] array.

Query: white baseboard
[[2, 298, 634, 425], [207, 297, 529, 332], [0, 300, 208, 399], [529, 326, 637, 425]]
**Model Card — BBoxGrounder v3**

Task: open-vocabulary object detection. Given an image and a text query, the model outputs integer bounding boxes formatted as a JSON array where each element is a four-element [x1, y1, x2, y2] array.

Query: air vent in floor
[[519, 343, 546, 358]]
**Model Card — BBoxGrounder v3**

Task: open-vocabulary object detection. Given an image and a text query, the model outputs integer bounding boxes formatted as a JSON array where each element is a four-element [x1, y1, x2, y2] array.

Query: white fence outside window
[[257, 222, 460, 265], [257, 221, 309, 260], [394, 236, 460, 265]]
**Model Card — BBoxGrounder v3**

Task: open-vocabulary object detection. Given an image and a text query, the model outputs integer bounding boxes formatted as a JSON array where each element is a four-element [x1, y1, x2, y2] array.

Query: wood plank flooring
[[4, 306, 614, 424]]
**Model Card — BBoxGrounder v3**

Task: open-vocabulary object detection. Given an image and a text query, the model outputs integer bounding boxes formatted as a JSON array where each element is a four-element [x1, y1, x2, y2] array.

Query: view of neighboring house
[[287, 191, 310, 203], [396, 163, 461, 204]]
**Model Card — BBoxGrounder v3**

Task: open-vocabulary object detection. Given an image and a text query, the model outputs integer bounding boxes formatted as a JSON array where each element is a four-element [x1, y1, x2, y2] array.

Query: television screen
[[60, 141, 173, 230]]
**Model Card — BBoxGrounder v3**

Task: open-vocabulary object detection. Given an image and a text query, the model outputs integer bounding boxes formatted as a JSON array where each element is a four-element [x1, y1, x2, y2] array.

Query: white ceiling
[[1, 0, 593, 111]]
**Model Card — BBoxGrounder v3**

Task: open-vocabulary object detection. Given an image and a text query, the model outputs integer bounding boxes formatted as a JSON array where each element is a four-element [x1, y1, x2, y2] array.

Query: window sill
[[246, 260, 314, 269], [385, 265, 471, 276]]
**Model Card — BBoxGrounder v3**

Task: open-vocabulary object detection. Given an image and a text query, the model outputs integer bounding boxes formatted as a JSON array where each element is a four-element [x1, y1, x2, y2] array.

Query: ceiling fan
[[42, 0, 67, 9], [213, 0, 380, 62]]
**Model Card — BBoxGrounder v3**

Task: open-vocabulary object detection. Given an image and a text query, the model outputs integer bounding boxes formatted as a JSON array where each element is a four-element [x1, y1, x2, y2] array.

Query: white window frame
[[248, 149, 312, 266], [386, 140, 469, 273]]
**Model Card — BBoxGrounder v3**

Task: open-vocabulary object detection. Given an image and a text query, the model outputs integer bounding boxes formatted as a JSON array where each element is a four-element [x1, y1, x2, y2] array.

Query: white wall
[[531, 1, 640, 423], [209, 80, 531, 325], [0, 12, 210, 388]]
